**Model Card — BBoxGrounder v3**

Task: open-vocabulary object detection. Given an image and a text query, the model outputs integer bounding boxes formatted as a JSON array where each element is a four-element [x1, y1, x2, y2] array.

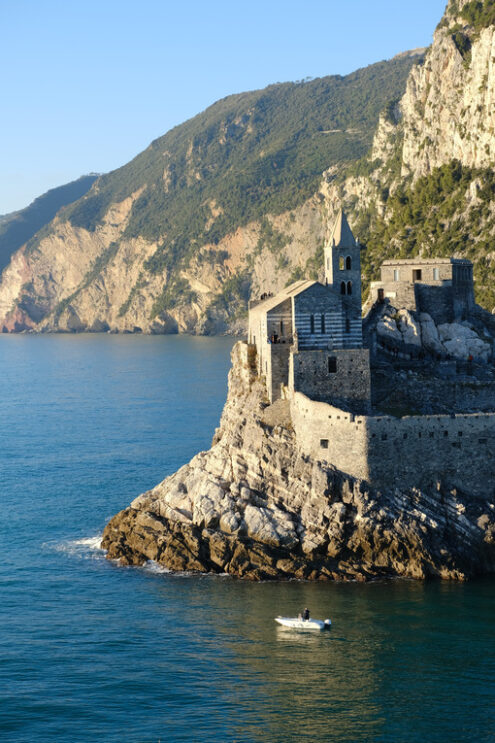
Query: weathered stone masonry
[[290, 390, 495, 497]]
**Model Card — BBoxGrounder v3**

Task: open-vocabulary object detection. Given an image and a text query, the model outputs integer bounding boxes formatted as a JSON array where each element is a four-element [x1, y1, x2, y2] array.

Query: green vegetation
[[358, 160, 495, 309], [151, 278, 198, 318], [451, 27, 472, 65], [254, 219, 290, 255], [63, 54, 421, 287], [204, 271, 251, 322], [0, 175, 97, 272], [461, 0, 495, 31]]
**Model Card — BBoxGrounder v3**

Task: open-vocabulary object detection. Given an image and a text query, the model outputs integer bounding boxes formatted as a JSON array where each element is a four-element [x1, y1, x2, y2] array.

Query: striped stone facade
[[247, 210, 369, 405]]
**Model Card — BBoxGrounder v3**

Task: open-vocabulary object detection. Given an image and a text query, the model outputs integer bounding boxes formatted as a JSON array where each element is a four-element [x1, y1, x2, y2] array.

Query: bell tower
[[324, 209, 363, 316]]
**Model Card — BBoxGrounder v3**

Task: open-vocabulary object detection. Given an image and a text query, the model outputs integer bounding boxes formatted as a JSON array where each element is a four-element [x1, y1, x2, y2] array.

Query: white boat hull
[[275, 616, 331, 631]]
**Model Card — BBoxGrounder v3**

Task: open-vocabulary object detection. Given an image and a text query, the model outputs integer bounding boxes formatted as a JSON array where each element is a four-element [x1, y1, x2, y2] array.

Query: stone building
[[248, 210, 370, 410], [369, 257, 474, 324], [244, 210, 495, 497]]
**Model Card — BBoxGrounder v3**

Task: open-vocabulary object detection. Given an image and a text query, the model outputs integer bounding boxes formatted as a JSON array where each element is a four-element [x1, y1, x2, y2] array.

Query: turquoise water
[[0, 334, 494, 743]]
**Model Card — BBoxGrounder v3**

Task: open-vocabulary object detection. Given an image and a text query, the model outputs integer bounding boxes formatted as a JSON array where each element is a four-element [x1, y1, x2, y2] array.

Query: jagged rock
[[419, 312, 445, 355], [438, 322, 491, 361], [398, 309, 422, 347], [102, 342, 495, 581], [376, 314, 402, 345]]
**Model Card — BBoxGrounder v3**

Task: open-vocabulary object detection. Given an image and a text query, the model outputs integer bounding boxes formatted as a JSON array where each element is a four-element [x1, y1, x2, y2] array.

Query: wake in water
[[42, 534, 107, 560]]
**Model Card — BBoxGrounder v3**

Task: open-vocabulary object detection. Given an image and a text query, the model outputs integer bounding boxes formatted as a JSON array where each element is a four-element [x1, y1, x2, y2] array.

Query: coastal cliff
[[102, 342, 495, 581]]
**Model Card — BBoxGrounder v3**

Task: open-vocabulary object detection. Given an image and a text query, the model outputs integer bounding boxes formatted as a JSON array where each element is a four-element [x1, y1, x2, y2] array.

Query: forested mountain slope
[[0, 54, 421, 333]]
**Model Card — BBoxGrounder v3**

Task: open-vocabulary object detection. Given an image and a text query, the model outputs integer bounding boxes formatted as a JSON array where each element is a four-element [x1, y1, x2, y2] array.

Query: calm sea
[[0, 334, 494, 743]]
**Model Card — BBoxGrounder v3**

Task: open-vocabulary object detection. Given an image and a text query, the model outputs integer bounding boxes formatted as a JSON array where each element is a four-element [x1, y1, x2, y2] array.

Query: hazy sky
[[1, 0, 447, 214]]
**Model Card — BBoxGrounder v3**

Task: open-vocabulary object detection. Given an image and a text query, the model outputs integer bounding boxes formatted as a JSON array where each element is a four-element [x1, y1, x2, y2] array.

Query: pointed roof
[[329, 209, 356, 249]]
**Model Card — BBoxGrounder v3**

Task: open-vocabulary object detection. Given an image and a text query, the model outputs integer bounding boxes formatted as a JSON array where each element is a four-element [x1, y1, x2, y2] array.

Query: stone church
[[248, 210, 371, 411]]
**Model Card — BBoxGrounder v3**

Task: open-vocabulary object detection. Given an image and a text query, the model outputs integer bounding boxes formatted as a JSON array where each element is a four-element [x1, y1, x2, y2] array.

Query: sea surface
[[0, 334, 494, 743]]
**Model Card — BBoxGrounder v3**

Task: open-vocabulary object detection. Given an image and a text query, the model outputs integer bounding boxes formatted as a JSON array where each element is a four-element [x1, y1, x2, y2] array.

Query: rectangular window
[[327, 258, 330, 270], [320, 439, 329, 449], [280, 320, 284, 335], [328, 357, 337, 373], [413, 269, 422, 282], [321, 314, 325, 334], [310, 314, 315, 334], [433, 267, 440, 280], [394, 269, 400, 281]]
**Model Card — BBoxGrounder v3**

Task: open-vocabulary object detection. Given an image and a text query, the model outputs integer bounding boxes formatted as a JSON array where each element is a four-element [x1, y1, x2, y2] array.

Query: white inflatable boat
[[275, 616, 331, 631]]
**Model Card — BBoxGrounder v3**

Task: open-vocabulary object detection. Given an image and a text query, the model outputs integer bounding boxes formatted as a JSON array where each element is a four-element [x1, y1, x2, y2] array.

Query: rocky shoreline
[[102, 343, 495, 581]]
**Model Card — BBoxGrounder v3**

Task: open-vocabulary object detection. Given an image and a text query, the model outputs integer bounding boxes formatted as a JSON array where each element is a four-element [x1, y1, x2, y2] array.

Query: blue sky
[[0, 0, 447, 214]]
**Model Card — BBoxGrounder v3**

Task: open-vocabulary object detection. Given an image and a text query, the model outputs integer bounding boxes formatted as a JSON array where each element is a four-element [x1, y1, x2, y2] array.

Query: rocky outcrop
[[375, 305, 493, 361], [102, 342, 495, 580]]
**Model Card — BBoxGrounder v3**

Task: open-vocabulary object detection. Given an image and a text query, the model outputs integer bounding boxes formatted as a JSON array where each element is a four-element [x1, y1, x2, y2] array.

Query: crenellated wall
[[290, 391, 495, 497]]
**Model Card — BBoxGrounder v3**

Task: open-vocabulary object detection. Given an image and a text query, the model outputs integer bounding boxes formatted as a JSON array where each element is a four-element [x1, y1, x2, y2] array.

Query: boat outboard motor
[[324, 619, 332, 630]]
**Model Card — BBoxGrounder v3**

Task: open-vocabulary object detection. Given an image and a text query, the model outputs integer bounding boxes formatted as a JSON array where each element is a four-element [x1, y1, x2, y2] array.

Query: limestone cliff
[[102, 343, 495, 580], [0, 194, 328, 334]]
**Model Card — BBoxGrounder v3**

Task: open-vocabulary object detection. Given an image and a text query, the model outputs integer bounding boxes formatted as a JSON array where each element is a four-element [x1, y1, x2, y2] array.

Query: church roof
[[329, 209, 356, 249], [250, 279, 317, 314]]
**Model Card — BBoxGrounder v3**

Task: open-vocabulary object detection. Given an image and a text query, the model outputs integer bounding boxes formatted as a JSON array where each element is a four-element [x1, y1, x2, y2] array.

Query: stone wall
[[372, 369, 495, 414], [290, 348, 370, 411], [366, 412, 495, 497], [290, 393, 370, 481], [267, 344, 291, 402], [293, 284, 362, 350], [291, 390, 495, 497]]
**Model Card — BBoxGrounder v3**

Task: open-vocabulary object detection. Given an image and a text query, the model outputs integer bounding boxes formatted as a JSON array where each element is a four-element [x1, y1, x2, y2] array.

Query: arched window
[[340, 282, 346, 295], [345, 256, 352, 270], [347, 281, 352, 295]]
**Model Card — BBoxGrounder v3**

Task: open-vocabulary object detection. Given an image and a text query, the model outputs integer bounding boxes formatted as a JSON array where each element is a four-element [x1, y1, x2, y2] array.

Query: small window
[[310, 314, 315, 334], [345, 256, 352, 270], [340, 282, 346, 295], [394, 269, 400, 281], [327, 257, 330, 270], [345, 318, 350, 333], [433, 267, 440, 281], [381, 433, 388, 441], [444, 431, 448, 437], [320, 439, 329, 449], [339, 256, 344, 270], [413, 269, 422, 282], [328, 357, 337, 373], [479, 438, 487, 444], [347, 281, 352, 295], [280, 320, 284, 335], [321, 314, 325, 334]]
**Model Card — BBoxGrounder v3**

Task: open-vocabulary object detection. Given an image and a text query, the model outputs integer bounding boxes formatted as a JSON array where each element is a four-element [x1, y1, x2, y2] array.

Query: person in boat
[[302, 607, 310, 621]]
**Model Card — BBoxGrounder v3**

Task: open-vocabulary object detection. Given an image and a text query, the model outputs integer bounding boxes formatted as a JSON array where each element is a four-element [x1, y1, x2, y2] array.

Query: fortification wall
[[291, 391, 495, 497], [290, 393, 369, 481], [372, 371, 495, 414], [366, 413, 495, 497]]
